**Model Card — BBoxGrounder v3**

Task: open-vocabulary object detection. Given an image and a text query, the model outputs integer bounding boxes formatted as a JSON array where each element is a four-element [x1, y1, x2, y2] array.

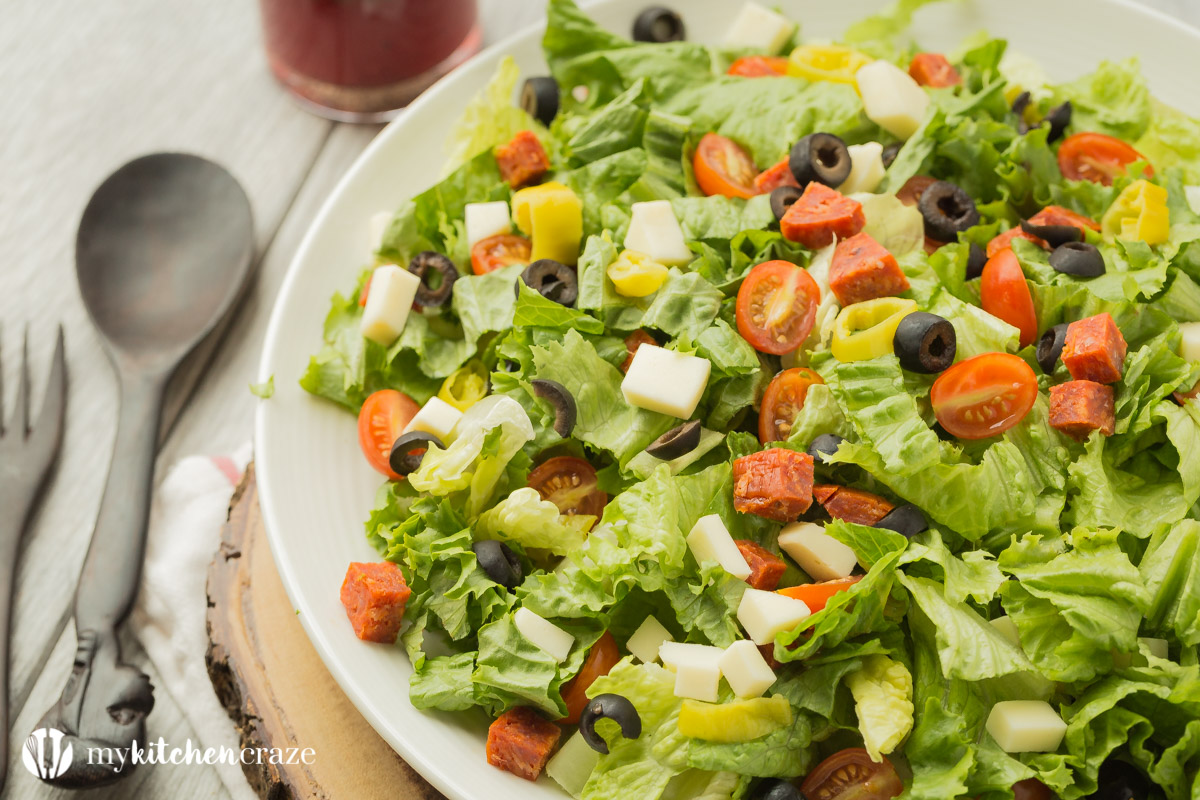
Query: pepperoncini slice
[[787, 44, 872, 85], [1101, 179, 1169, 246], [511, 181, 584, 265], [438, 360, 489, 412], [607, 250, 670, 297], [831, 297, 918, 362]]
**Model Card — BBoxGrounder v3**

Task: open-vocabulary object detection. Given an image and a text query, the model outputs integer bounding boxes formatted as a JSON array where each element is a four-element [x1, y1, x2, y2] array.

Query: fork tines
[[0, 326, 66, 462]]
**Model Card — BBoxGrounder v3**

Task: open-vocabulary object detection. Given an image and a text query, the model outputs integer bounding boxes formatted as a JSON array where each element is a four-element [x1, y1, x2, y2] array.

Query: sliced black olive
[[789, 133, 852, 189], [647, 420, 702, 460], [918, 181, 980, 242], [770, 185, 804, 222], [1021, 219, 1082, 248], [1086, 760, 1149, 800], [1049, 241, 1105, 278], [893, 312, 957, 374], [632, 6, 685, 42], [389, 431, 444, 477], [472, 540, 523, 590], [1011, 90, 1032, 119], [806, 433, 846, 465], [881, 141, 903, 170], [579, 694, 642, 755], [531, 378, 577, 438], [1044, 100, 1072, 144], [752, 779, 803, 800], [521, 77, 560, 126], [407, 251, 458, 307], [1037, 323, 1069, 374], [875, 504, 928, 537], [518, 259, 578, 306], [965, 242, 988, 280]]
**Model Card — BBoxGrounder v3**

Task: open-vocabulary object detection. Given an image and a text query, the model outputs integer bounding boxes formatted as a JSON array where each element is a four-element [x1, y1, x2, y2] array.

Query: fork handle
[[73, 368, 167, 635], [0, 519, 22, 793]]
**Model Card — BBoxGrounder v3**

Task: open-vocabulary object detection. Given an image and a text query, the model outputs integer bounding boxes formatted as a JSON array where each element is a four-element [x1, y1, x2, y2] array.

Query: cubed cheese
[[368, 211, 392, 255], [360, 265, 421, 346], [723, 2, 796, 53], [624, 200, 692, 267], [402, 396, 463, 443], [464, 201, 513, 248], [627, 616, 674, 664], [839, 143, 886, 195], [687, 514, 752, 580], [856, 60, 931, 140], [546, 731, 601, 798], [989, 616, 1022, 647], [737, 588, 811, 645], [1179, 321, 1200, 362], [514, 608, 574, 663], [777, 522, 858, 582], [718, 640, 777, 699], [985, 700, 1067, 753], [659, 642, 724, 702], [621, 344, 711, 418], [1114, 637, 1171, 669]]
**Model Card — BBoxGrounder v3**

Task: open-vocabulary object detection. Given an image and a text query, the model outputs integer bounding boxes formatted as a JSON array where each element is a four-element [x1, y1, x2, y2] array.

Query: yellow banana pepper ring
[[1101, 179, 1169, 246], [511, 181, 584, 265], [438, 360, 489, 412], [607, 250, 670, 297], [787, 44, 872, 85], [831, 297, 918, 362]]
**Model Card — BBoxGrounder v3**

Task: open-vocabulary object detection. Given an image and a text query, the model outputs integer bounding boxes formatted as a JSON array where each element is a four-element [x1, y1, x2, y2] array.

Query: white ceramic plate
[[256, 2, 1200, 797]]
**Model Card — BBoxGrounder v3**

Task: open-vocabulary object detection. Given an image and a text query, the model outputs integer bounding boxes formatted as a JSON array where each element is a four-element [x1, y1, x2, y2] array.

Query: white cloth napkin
[[130, 444, 258, 800]]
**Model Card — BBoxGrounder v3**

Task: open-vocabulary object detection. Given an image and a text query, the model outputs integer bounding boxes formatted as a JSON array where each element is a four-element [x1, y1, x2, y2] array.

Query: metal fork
[[0, 326, 66, 794]]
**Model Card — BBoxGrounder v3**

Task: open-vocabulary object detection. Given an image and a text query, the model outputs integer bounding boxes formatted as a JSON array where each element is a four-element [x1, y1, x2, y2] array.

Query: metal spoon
[[31, 153, 253, 788]]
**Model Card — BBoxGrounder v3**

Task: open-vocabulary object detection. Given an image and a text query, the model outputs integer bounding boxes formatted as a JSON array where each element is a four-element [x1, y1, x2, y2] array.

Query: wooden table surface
[[1, 0, 1196, 797]]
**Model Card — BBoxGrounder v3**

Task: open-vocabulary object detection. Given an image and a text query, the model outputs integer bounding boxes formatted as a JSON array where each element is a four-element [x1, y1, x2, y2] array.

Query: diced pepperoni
[[758, 642, 782, 670], [486, 707, 563, 782], [733, 448, 815, 522], [735, 540, 788, 591], [1062, 313, 1127, 384], [812, 484, 839, 505], [908, 53, 962, 88], [828, 232, 910, 305], [814, 485, 895, 526], [753, 158, 800, 195], [987, 206, 1099, 257], [496, 130, 550, 189], [340, 562, 411, 644], [621, 330, 657, 373], [1049, 380, 1116, 440], [780, 183, 865, 249]]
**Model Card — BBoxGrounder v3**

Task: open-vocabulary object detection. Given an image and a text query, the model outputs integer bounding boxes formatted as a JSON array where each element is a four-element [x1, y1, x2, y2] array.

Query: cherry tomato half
[[621, 329, 657, 373], [931, 353, 1038, 440], [778, 576, 862, 613], [896, 175, 938, 207], [470, 233, 532, 275], [800, 747, 904, 800], [736, 261, 822, 355], [760, 368, 824, 443], [1058, 132, 1153, 186], [527, 456, 607, 518], [559, 631, 621, 724], [727, 56, 790, 77], [357, 389, 421, 480], [981, 248, 1038, 348], [694, 133, 758, 199]]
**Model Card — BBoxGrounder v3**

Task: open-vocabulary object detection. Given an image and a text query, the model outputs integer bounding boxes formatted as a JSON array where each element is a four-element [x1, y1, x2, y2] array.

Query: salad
[[304, 0, 1200, 798]]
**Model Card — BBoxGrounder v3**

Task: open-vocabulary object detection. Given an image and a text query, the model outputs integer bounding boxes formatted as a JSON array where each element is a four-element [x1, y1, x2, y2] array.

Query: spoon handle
[[73, 369, 167, 634]]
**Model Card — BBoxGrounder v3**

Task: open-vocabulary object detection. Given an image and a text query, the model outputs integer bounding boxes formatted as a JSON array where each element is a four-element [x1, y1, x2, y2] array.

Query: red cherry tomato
[[559, 632, 621, 724], [527, 456, 607, 518], [736, 260, 822, 355], [931, 353, 1038, 440], [694, 133, 758, 199], [727, 56, 790, 77], [908, 52, 961, 87], [896, 175, 938, 207], [1058, 132, 1153, 186], [800, 748, 904, 800], [620, 329, 657, 373], [470, 233, 531, 275], [357, 390, 420, 480], [759, 368, 824, 443], [753, 158, 800, 195], [981, 248, 1038, 348]]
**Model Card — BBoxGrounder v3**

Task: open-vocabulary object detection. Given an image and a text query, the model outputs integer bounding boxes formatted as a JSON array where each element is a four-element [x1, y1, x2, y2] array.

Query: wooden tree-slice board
[[206, 464, 445, 800]]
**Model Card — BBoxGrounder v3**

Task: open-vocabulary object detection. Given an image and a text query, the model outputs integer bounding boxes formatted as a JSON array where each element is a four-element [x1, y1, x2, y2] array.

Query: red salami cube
[[734, 540, 788, 591], [1050, 380, 1116, 440], [733, 448, 814, 522], [495, 130, 550, 189], [1062, 313, 1127, 384], [340, 562, 411, 644], [753, 158, 799, 195], [814, 485, 895, 526], [779, 183, 865, 249], [486, 706, 563, 782], [828, 232, 910, 305]]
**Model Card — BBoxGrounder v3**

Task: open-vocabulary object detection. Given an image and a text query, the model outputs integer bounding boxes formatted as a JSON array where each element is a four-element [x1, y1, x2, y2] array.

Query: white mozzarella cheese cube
[[985, 700, 1067, 753], [621, 344, 711, 418], [546, 731, 601, 798], [1179, 321, 1200, 362], [687, 514, 752, 580], [627, 616, 674, 664], [777, 522, 858, 582], [737, 588, 811, 645], [723, 2, 797, 53], [624, 201, 693, 267], [369, 211, 393, 255], [659, 642, 724, 702], [1186, 186, 1200, 216], [464, 201, 512, 248], [360, 265, 421, 346], [989, 616, 1022, 647], [838, 143, 886, 195], [514, 608, 574, 663], [856, 60, 931, 140], [402, 396, 463, 443], [718, 640, 777, 699], [1142, 637, 1169, 659]]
